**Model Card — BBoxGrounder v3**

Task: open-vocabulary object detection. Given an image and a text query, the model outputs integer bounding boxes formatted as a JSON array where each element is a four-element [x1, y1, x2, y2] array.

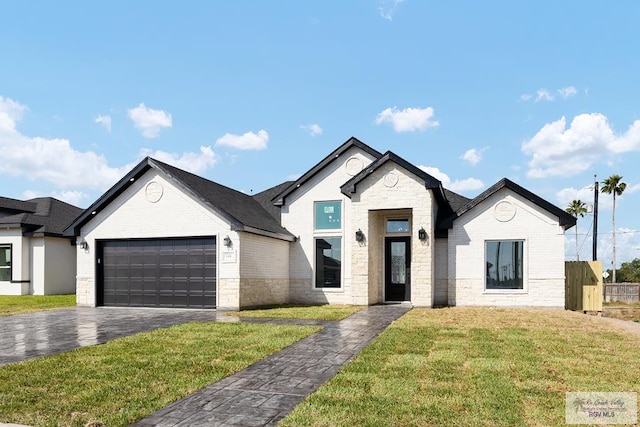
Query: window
[[386, 219, 409, 233], [315, 201, 341, 230], [315, 237, 341, 288], [485, 240, 523, 290], [0, 245, 11, 282]]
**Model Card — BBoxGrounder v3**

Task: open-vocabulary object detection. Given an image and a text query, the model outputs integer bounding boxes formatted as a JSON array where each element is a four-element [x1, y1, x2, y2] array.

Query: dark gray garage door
[[100, 238, 216, 308]]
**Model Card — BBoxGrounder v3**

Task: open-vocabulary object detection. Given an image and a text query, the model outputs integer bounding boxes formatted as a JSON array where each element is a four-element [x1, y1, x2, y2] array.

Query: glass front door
[[384, 237, 410, 301]]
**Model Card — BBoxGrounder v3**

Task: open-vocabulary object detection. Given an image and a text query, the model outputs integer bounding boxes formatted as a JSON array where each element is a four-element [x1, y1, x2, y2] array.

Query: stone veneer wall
[[350, 163, 435, 307]]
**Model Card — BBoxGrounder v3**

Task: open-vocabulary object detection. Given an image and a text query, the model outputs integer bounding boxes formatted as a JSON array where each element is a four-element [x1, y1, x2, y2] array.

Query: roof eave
[[241, 226, 296, 242]]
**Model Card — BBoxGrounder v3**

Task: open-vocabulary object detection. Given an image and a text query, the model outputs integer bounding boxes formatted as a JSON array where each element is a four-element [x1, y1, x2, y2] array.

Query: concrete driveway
[[0, 307, 223, 366]]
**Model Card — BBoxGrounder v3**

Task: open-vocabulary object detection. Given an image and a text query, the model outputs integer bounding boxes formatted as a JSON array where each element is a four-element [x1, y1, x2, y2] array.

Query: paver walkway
[[132, 304, 411, 427]]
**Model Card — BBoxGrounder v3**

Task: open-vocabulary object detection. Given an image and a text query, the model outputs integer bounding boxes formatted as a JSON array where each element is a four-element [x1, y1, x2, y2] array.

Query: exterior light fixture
[[418, 227, 427, 241], [79, 240, 89, 250], [223, 236, 232, 247], [355, 229, 365, 242]]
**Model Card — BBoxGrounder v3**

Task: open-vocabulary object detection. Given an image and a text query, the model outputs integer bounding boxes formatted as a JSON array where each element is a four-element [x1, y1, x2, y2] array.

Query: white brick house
[[64, 137, 575, 310]]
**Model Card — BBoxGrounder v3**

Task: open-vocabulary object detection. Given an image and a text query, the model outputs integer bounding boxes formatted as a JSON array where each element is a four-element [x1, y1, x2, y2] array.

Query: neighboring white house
[[0, 197, 82, 295], [64, 137, 575, 310]]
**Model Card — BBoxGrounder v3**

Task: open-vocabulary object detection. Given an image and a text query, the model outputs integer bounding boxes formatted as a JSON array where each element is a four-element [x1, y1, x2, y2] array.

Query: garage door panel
[[101, 238, 216, 309]]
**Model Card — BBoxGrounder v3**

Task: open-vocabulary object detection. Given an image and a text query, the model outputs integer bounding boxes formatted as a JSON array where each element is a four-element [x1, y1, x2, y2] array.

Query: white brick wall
[[237, 233, 289, 308], [76, 171, 240, 308], [434, 237, 448, 306], [282, 147, 377, 305], [448, 189, 565, 307]]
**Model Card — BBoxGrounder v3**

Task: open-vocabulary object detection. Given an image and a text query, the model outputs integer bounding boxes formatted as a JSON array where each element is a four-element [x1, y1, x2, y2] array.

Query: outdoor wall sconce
[[418, 227, 427, 241], [355, 229, 365, 242], [223, 236, 232, 247], [79, 240, 89, 250]]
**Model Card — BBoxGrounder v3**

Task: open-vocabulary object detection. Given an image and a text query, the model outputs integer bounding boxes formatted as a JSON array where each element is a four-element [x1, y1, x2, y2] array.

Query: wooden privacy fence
[[604, 283, 640, 303], [565, 261, 603, 312]]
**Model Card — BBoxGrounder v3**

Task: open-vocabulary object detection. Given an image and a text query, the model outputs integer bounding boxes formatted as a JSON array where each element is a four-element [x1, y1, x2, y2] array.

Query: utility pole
[[593, 174, 598, 261]]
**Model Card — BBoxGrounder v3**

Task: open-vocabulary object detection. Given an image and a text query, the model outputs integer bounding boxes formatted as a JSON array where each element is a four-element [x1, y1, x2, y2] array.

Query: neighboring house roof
[[0, 197, 37, 215], [272, 136, 383, 206], [252, 181, 293, 222], [0, 197, 83, 237], [63, 157, 295, 241], [441, 178, 576, 230]]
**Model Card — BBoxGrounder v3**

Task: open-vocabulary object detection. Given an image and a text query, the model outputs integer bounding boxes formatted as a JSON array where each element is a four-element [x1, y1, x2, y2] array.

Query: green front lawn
[[230, 304, 364, 321], [0, 294, 76, 317], [0, 321, 320, 427], [281, 307, 640, 426]]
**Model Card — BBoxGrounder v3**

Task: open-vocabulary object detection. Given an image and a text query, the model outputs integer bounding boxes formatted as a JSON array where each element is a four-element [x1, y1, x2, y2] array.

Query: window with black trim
[[485, 240, 523, 290], [315, 237, 341, 288], [0, 245, 11, 282]]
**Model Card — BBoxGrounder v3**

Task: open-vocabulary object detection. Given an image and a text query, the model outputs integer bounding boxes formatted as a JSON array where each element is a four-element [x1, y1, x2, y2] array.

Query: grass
[[603, 301, 640, 322], [280, 307, 640, 427], [0, 321, 320, 427], [229, 304, 364, 321], [0, 294, 76, 317]]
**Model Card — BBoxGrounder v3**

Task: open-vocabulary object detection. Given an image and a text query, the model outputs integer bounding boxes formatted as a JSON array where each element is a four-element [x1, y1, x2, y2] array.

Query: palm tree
[[566, 200, 588, 261], [601, 174, 627, 283]]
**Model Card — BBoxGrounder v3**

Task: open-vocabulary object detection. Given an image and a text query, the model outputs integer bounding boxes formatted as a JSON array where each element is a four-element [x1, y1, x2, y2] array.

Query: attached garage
[[98, 237, 216, 309]]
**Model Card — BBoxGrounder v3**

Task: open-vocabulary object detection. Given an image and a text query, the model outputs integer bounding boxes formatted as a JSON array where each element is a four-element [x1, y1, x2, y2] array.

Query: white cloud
[[216, 130, 269, 150], [522, 113, 640, 178], [94, 114, 112, 132], [22, 190, 89, 208], [417, 165, 485, 194], [625, 182, 640, 194], [535, 89, 554, 102], [598, 227, 640, 267], [0, 97, 217, 194], [556, 186, 600, 210], [378, 0, 404, 21], [558, 86, 577, 99], [127, 103, 172, 138], [300, 123, 323, 136], [139, 146, 219, 175], [0, 96, 28, 133], [521, 86, 578, 103], [375, 106, 439, 132], [461, 147, 487, 166]]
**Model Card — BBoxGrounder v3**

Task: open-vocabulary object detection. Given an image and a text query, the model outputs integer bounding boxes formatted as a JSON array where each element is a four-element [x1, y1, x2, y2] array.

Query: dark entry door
[[98, 238, 216, 309], [385, 236, 411, 302]]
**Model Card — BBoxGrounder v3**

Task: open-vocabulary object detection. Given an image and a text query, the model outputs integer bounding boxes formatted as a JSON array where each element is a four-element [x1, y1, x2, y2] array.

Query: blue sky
[[1, 1, 640, 267]]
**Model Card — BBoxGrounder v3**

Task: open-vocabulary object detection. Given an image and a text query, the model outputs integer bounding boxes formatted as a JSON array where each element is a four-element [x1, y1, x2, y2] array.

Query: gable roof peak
[[442, 177, 576, 229], [272, 136, 384, 206]]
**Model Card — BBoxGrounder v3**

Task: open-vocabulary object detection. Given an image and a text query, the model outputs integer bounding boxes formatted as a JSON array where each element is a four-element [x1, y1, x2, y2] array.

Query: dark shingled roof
[[252, 181, 293, 222], [443, 188, 471, 213], [0, 197, 83, 237], [64, 157, 294, 241], [0, 197, 37, 214]]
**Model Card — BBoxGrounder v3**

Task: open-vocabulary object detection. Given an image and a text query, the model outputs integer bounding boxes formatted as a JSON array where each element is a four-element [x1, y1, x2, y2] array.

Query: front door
[[385, 236, 411, 302]]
